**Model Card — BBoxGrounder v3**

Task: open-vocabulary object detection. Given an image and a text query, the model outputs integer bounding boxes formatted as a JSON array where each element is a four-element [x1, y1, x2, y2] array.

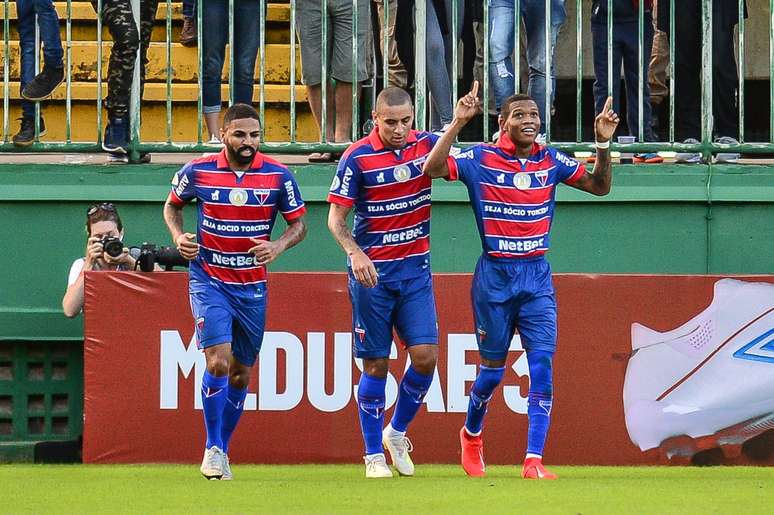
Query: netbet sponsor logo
[[382, 226, 423, 244], [497, 237, 545, 252], [211, 251, 255, 267], [284, 180, 298, 207]]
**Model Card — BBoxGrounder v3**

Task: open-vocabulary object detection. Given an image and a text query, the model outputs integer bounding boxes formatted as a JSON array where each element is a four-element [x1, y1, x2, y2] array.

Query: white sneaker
[[200, 446, 224, 479], [623, 279, 774, 459], [382, 425, 415, 476], [221, 452, 233, 481], [364, 453, 393, 478]]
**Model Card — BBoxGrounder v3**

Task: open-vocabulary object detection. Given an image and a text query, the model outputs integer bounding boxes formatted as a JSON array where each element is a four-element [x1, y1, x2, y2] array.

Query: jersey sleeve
[[167, 163, 197, 205], [326, 153, 362, 207], [447, 145, 481, 185], [551, 148, 586, 185], [278, 168, 307, 221]]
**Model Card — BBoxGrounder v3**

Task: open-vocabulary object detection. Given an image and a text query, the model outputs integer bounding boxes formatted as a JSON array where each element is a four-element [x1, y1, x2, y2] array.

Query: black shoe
[[103, 117, 129, 154], [12, 116, 46, 147], [21, 66, 64, 101]]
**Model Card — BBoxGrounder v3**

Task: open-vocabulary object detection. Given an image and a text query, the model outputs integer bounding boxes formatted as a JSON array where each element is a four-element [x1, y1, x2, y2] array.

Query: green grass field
[[2, 465, 773, 514]]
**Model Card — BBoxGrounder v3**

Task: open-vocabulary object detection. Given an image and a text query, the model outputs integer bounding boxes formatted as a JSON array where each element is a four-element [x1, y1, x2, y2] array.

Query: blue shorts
[[189, 278, 267, 367], [348, 272, 439, 359], [471, 255, 557, 361]]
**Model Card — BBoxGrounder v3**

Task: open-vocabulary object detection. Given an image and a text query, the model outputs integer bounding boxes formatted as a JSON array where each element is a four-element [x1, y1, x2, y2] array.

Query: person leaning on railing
[[12, 0, 64, 147], [296, 0, 370, 162], [91, 0, 160, 162]]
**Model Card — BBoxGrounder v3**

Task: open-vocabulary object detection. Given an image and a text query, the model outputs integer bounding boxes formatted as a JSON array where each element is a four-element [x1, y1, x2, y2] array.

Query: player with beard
[[163, 104, 307, 480], [423, 83, 618, 479]]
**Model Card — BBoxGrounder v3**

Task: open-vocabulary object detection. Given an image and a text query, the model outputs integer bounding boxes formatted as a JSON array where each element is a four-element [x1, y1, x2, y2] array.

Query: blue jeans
[[426, 0, 463, 131], [488, 0, 565, 122], [202, 0, 261, 113], [15, 0, 63, 118], [182, 0, 195, 18], [591, 20, 655, 141]]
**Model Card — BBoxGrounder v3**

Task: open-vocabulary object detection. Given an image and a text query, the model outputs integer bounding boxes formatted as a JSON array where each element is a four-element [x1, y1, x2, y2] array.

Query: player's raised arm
[[327, 203, 378, 288], [424, 81, 482, 179], [569, 96, 619, 196]]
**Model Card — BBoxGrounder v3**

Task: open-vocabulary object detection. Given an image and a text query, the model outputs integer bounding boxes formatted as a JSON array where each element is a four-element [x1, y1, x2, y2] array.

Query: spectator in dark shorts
[[92, 0, 160, 158], [180, 0, 197, 47], [13, 0, 64, 147], [591, 0, 656, 141], [201, 0, 261, 143], [297, 0, 369, 162]]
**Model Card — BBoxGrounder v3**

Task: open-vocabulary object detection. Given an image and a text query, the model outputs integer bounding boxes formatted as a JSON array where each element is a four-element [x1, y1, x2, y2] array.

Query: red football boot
[[521, 457, 558, 480], [459, 427, 486, 477]]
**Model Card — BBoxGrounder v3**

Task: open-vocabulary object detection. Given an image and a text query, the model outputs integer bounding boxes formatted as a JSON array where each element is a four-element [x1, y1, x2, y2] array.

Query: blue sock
[[221, 385, 247, 454], [464, 365, 505, 435], [357, 373, 387, 455], [526, 350, 554, 456], [201, 371, 228, 449], [390, 366, 434, 433]]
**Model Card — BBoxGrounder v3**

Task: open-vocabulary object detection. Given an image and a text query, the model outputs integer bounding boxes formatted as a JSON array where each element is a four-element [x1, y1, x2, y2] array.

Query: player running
[[423, 82, 619, 479], [327, 87, 445, 478], [163, 104, 307, 480]]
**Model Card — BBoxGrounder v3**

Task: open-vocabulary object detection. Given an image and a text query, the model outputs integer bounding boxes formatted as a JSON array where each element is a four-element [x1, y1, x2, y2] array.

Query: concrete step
[[0, 41, 302, 83]]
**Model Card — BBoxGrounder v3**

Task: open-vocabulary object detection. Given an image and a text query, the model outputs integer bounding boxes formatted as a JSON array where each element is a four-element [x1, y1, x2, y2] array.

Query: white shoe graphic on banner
[[624, 278, 774, 459]]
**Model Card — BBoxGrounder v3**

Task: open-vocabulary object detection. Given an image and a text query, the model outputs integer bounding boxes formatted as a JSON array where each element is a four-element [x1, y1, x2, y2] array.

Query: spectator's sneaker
[[623, 278, 774, 459], [363, 453, 393, 478], [103, 117, 129, 154], [21, 66, 64, 101], [221, 453, 233, 480], [207, 135, 223, 146], [12, 116, 46, 147], [200, 446, 224, 479], [180, 16, 197, 47], [106, 153, 129, 164], [675, 138, 702, 164], [713, 136, 741, 164], [521, 457, 558, 480], [459, 427, 486, 477], [382, 424, 414, 476], [633, 152, 664, 164], [139, 152, 151, 164]]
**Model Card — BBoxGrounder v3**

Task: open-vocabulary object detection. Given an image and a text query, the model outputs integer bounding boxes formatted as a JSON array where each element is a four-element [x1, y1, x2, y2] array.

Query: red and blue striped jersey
[[167, 149, 306, 287], [448, 134, 586, 260], [327, 127, 440, 281]]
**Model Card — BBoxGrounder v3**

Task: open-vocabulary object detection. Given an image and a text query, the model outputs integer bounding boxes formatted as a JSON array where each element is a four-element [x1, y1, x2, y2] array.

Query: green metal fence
[[1, 0, 773, 159]]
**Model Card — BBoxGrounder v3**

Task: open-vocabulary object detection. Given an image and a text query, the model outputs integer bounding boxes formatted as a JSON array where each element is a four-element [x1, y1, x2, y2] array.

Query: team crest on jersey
[[393, 164, 411, 182], [196, 317, 205, 331], [514, 173, 531, 190], [354, 326, 366, 343], [254, 188, 271, 205], [536, 170, 549, 186], [329, 175, 341, 192], [229, 188, 249, 206]]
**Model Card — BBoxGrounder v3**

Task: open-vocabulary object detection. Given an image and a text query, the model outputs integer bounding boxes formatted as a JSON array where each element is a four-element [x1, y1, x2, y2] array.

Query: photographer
[[62, 202, 139, 318]]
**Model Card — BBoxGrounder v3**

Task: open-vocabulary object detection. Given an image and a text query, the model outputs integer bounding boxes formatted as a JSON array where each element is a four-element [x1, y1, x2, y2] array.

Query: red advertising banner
[[83, 272, 774, 465]]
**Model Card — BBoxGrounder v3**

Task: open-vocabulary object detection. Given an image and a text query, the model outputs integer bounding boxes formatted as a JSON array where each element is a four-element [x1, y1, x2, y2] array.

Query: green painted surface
[[0, 162, 771, 340]]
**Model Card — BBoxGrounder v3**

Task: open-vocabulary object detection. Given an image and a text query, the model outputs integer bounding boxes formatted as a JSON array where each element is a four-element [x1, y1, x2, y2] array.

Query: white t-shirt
[[67, 258, 86, 286]]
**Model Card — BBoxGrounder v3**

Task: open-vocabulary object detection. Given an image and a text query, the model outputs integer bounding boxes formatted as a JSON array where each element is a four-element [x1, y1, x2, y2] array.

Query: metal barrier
[[0, 0, 772, 159]]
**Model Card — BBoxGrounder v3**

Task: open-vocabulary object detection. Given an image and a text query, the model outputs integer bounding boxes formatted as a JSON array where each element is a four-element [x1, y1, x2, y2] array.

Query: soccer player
[[163, 104, 307, 480], [423, 82, 619, 479], [327, 87, 443, 478]]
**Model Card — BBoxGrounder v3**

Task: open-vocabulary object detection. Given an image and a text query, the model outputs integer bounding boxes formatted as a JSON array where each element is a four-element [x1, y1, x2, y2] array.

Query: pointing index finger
[[470, 80, 479, 99], [603, 96, 613, 114]]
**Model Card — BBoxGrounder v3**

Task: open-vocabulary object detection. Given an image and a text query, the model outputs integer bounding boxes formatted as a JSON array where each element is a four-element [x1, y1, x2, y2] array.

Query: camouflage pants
[[92, 0, 159, 118]]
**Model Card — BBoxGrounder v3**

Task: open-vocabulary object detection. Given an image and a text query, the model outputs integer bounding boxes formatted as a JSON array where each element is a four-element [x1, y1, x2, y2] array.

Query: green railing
[[1, 0, 773, 160]]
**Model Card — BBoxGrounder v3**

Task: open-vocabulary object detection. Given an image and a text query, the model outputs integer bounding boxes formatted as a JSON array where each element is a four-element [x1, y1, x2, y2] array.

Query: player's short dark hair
[[86, 202, 123, 236], [500, 93, 537, 117], [376, 87, 413, 111], [222, 103, 261, 128]]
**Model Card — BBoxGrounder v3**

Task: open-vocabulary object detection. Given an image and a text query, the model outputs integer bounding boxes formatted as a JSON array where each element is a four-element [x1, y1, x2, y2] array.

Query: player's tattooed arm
[[327, 203, 378, 288], [163, 200, 199, 259], [250, 216, 307, 265], [424, 81, 482, 179], [571, 96, 618, 196]]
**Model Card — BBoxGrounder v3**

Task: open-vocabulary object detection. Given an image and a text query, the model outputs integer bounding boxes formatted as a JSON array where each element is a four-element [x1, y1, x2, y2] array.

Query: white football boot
[[221, 453, 233, 481], [382, 424, 415, 476], [200, 446, 224, 480], [364, 453, 393, 478], [623, 279, 774, 459]]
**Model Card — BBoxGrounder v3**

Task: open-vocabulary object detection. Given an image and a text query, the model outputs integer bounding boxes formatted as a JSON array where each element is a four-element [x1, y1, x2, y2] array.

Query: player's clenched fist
[[350, 249, 378, 288], [249, 238, 282, 265], [175, 232, 199, 260]]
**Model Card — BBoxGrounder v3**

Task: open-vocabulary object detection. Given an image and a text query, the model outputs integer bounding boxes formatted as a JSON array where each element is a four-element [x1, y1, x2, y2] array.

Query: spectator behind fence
[[591, 0, 656, 141], [394, 0, 464, 131], [648, 0, 668, 137], [374, 0, 408, 89], [297, 0, 369, 162], [92, 0, 159, 161], [62, 203, 140, 318], [201, 0, 262, 143], [13, 0, 64, 147], [659, 0, 746, 163], [180, 0, 196, 47], [488, 0, 565, 134]]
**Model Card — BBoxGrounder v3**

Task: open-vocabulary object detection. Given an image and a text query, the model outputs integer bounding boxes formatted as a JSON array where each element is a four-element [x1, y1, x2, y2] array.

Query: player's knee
[[527, 350, 553, 395], [362, 358, 389, 379], [409, 347, 438, 376], [229, 367, 250, 390], [205, 355, 230, 376]]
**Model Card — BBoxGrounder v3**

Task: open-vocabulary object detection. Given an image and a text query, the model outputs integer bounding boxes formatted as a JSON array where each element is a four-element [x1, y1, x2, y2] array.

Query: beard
[[228, 144, 256, 166]]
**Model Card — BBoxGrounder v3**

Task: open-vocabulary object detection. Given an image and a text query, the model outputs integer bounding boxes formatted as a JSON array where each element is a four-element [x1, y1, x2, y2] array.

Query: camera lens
[[103, 238, 124, 258]]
